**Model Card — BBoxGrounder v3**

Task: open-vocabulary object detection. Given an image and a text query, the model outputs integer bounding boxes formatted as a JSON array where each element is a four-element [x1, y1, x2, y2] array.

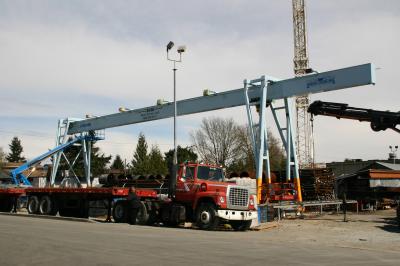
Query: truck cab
[[175, 162, 257, 230]]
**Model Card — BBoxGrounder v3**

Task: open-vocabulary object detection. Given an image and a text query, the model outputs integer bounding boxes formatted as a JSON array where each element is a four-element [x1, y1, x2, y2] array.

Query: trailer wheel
[[112, 201, 127, 223], [39, 196, 58, 215], [27, 196, 40, 214], [230, 220, 252, 231], [196, 203, 219, 230], [136, 201, 149, 225]]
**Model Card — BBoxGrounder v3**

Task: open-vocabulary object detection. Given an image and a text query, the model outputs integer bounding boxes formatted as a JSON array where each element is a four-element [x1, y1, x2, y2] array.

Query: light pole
[[166, 41, 186, 198], [389, 145, 398, 164]]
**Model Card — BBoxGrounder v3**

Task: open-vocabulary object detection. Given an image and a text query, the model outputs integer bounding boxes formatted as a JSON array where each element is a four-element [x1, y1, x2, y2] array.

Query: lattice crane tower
[[292, 0, 314, 168]]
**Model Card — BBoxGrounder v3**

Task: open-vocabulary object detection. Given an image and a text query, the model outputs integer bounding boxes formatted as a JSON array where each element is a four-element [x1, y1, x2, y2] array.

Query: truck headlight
[[219, 196, 225, 203], [249, 198, 254, 206]]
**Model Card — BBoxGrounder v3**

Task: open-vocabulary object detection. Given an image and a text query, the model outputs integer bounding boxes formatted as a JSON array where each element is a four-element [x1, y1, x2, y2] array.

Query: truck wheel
[[230, 220, 252, 231], [27, 196, 40, 214], [112, 201, 127, 223], [39, 196, 58, 215], [196, 203, 219, 230], [136, 201, 149, 225]]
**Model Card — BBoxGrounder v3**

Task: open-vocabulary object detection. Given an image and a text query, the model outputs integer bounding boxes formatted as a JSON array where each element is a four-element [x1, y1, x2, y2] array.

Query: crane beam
[[68, 63, 375, 134]]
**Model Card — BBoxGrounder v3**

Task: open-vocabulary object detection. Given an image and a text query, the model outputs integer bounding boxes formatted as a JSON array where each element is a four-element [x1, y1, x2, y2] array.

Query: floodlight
[[157, 99, 170, 105], [167, 41, 174, 51], [118, 107, 131, 112], [177, 45, 186, 53]]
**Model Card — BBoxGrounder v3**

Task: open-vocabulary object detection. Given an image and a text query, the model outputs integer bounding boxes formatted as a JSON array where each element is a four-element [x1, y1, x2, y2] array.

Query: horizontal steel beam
[[68, 63, 375, 134]]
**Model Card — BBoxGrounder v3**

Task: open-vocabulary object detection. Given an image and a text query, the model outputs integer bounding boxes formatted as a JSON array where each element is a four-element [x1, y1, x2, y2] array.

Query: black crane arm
[[308, 101, 400, 133]]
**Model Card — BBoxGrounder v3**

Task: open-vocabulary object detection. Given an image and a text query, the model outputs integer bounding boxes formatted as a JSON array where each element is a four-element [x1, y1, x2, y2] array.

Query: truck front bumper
[[217, 209, 258, 221]]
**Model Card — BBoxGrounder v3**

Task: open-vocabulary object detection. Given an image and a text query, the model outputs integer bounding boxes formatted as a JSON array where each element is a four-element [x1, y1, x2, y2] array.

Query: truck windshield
[[197, 166, 224, 182]]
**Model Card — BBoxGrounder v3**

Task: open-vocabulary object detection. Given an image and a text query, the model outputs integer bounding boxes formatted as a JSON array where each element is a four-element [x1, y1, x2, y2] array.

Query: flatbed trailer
[[23, 186, 160, 220]]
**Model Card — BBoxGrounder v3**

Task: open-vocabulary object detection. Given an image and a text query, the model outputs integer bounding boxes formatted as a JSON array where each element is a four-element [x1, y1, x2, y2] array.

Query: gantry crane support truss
[[53, 63, 375, 203]]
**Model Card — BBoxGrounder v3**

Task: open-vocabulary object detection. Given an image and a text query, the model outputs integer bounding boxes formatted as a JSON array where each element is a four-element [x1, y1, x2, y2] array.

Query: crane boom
[[67, 63, 375, 134], [308, 100, 400, 133]]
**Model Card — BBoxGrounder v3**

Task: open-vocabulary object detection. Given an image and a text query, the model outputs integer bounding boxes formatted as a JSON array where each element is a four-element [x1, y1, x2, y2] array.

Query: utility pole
[[292, 0, 314, 168]]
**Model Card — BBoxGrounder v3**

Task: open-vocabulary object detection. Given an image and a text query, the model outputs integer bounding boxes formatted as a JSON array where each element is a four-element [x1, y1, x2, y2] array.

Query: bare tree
[[191, 117, 242, 166], [191, 117, 286, 173], [232, 126, 285, 173]]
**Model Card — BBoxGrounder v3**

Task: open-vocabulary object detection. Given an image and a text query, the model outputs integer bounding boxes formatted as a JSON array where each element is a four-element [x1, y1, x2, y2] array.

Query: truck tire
[[196, 203, 219, 230], [27, 196, 40, 214], [136, 201, 149, 225], [112, 201, 127, 223], [39, 196, 58, 215], [230, 220, 252, 231]]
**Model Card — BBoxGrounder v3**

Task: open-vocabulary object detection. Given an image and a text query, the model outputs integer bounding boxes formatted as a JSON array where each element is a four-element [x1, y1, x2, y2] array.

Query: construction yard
[[0, 210, 399, 265], [0, 1, 399, 265]]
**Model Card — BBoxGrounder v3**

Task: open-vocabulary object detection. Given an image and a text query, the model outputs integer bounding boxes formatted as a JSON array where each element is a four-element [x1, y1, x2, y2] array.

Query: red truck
[[112, 162, 257, 230]]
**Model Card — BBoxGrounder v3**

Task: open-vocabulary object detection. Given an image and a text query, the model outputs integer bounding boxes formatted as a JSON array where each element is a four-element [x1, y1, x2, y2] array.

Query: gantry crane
[[61, 63, 375, 203]]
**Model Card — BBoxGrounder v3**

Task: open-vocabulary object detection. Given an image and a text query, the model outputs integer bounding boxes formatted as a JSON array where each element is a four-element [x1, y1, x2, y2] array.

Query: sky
[[0, 0, 399, 164]]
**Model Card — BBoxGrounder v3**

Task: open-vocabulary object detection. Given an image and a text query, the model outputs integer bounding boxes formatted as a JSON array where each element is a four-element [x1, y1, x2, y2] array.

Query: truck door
[[175, 166, 197, 203]]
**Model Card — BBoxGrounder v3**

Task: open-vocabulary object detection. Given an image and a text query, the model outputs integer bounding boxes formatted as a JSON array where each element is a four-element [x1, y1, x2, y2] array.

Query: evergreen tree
[[148, 145, 168, 175], [164, 145, 198, 174], [111, 155, 125, 171], [131, 133, 150, 175], [90, 146, 112, 177], [6, 137, 26, 163]]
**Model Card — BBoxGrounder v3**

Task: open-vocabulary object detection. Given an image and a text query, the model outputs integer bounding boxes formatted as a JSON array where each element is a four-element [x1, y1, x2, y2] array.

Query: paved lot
[[0, 211, 399, 266]]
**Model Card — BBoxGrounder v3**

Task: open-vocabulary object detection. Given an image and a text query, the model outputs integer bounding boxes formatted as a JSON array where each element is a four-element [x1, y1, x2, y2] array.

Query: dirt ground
[[260, 209, 400, 253]]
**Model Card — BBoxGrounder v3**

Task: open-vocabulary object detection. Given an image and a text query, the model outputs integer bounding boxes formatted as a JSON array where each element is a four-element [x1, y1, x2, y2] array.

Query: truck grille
[[228, 186, 249, 210]]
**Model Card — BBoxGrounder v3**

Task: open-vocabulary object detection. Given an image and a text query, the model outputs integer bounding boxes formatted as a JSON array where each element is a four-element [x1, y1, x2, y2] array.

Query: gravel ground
[[265, 209, 400, 252]]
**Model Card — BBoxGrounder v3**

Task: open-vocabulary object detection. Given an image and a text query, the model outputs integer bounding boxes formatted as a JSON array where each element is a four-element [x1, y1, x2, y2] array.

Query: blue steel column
[[51, 119, 69, 186], [286, 97, 302, 201], [255, 76, 267, 204], [87, 140, 92, 186], [243, 79, 257, 162], [82, 138, 91, 187], [284, 98, 291, 182]]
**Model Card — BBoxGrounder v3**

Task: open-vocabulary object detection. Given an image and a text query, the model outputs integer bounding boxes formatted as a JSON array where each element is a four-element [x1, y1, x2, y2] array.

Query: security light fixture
[[167, 41, 174, 52], [203, 89, 217, 96], [157, 99, 170, 106], [118, 107, 131, 112], [177, 45, 186, 53]]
